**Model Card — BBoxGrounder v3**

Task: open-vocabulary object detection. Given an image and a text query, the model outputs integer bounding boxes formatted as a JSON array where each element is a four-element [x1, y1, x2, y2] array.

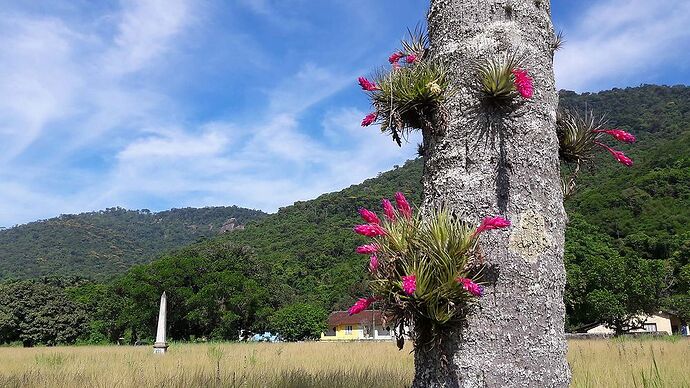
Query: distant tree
[[269, 303, 327, 341], [565, 215, 670, 334], [0, 281, 88, 346]]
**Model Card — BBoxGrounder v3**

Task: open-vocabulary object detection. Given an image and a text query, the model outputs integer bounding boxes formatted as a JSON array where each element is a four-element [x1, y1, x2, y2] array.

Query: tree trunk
[[414, 1, 570, 387]]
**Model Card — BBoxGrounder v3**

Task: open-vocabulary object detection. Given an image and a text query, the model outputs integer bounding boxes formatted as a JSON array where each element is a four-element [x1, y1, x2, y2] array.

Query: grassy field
[[0, 338, 688, 387]]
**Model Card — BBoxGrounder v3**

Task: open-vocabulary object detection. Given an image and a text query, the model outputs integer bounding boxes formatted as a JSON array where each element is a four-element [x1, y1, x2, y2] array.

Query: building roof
[[327, 310, 384, 327]]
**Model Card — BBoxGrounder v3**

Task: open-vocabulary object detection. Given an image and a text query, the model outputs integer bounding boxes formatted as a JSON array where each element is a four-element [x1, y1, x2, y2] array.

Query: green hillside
[[0, 206, 267, 280], [1, 85, 689, 344]]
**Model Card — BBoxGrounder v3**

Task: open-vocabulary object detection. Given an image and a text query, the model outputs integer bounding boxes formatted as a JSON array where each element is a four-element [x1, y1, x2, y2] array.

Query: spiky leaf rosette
[[400, 25, 429, 62], [476, 52, 528, 102], [352, 194, 510, 349], [556, 109, 605, 164], [370, 60, 450, 146]]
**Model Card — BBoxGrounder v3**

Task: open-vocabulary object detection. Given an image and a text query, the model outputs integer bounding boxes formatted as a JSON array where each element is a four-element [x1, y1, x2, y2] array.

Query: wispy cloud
[[2, 0, 684, 227], [555, 0, 690, 91], [104, 0, 194, 75]]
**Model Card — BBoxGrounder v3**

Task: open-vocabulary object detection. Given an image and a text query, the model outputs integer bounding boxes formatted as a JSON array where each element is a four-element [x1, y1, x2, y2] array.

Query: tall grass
[[0, 339, 688, 387]]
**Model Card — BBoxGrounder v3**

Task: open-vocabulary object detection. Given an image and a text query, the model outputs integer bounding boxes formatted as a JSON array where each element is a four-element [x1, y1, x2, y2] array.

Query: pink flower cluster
[[402, 275, 416, 295], [348, 297, 377, 315], [474, 216, 511, 236], [352, 192, 412, 241], [596, 142, 633, 167], [361, 112, 377, 127], [594, 129, 636, 144], [348, 192, 508, 316], [358, 208, 380, 224], [353, 224, 387, 237], [382, 199, 396, 221], [369, 254, 379, 273], [349, 192, 415, 315], [389, 51, 417, 69], [358, 76, 379, 92], [395, 192, 412, 220], [511, 68, 533, 99], [457, 278, 483, 297], [593, 127, 636, 167], [355, 244, 378, 255], [357, 49, 420, 127]]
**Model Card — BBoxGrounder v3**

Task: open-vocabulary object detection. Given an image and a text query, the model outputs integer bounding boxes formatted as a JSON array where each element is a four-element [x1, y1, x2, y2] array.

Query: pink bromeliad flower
[[394, 192, 412, 219], [382, 199, 396, 221], [402, 275, 416, 295], [406, 54, 417, 64], [389, 51, 405, 64], [356, 244, 378, 255], [457, 278, 483, 297], [358, 208, 380, 225], [353, 224, 387, 237], [596, 142, 633, 167], [358, 76, 379, 92], [361, 112, 377, 127], [474, 216, 511, 236], [593, 129, 636, 144], [511, 68, 533, 99], [369, 254, 379, 273], [348, 297, 377, 315]]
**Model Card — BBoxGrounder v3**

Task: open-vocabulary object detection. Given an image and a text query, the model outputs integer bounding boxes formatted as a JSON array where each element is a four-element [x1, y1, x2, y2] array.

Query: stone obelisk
[[153, 291, 168, 354]]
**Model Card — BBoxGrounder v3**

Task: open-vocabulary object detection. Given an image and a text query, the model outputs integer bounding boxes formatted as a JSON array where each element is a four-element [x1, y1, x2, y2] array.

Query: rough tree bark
[[414, 1, 570, 387]]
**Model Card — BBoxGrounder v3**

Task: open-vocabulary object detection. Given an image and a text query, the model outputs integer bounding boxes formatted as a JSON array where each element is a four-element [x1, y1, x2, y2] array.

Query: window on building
[[345, 325, 353, 334], [644, 323, 657, 332]]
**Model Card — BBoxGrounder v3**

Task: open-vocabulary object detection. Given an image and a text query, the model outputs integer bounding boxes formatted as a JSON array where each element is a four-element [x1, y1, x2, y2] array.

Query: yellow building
[[321, 310, 395, 341]]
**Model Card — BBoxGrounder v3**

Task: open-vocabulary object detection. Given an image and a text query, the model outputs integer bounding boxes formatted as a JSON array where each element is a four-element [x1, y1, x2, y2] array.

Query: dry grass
[[0, 338, 688, 387], [569, 337, 690, 388]]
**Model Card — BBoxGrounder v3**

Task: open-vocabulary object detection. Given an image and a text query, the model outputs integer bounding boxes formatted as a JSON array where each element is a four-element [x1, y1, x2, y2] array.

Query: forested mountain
[[1, 84, 689, 345], [0, 206, 267, 280]]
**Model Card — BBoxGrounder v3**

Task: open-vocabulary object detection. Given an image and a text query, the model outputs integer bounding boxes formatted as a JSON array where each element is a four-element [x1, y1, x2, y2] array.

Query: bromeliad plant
[[358, 28, 451, 146], [557, 109, 636, 198], [477, 53, 534, 104], [349, 192, 510, 350]]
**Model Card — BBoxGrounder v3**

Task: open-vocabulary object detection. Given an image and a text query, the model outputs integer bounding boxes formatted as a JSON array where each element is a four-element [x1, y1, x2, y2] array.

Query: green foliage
[[269, 303, 327, 341], [476, 53, 522, 101], [557, 109, 605, 165], [551, 30, 565, 53], [0, 280, 89, 346], [372, 60, 450, 145], [1, 84, 689, 341], [365, 29, 449, 146], [555, 106, 630, 199], [367, 207, 483, 347], [0, 206, 266, 281], [233, 160, 425, 312], [564, 215, 672, 333]]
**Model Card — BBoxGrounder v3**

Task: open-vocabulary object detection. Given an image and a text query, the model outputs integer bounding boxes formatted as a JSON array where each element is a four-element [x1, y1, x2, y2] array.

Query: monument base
[[153, 342, 168, 354]]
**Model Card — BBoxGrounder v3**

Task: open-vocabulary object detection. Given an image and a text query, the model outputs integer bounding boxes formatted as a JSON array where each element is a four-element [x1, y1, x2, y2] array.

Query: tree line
[[0, 85, 687, 346]]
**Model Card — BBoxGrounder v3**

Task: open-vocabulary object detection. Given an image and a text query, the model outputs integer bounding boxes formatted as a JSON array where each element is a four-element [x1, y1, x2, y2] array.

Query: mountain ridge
[[0, 205, 267, 280]]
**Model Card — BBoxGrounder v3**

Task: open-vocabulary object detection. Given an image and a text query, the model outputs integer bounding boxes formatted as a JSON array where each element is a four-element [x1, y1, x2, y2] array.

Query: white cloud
[[100, 106, 418, 214], [0, 5, 419, 227], [118, 128, 230, 160], [0, 16, 83, 161], [267, 63, 356, 115], [555, 0, 690, 91], [104, 0, 194, 75]]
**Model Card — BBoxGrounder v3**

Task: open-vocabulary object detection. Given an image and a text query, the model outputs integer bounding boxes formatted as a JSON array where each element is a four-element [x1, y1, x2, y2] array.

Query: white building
[[584, 312, 688, 335]]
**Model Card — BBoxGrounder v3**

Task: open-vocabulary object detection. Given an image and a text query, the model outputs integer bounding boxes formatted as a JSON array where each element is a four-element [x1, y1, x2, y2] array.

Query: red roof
[[327, 310, 384, 326]]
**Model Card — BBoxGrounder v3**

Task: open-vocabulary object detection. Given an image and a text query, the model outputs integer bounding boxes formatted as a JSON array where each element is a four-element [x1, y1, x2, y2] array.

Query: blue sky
[[0, 0, 689, 227]]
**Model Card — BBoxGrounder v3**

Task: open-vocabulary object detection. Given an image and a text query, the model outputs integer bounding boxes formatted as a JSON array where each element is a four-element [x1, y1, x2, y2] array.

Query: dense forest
[[0, 206, 267, 280], [0, 85, 688, 345]]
